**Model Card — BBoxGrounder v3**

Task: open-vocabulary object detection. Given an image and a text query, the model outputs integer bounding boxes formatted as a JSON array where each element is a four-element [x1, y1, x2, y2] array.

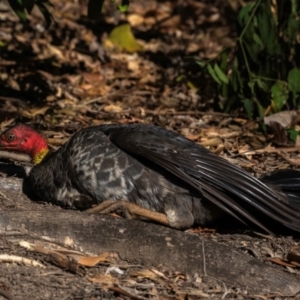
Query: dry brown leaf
[[47, 44, 65, 60], [185, 133, 202, 141], [238, 144, 250, 154], [77, 252, 113, 266], [264, 111, 296, 128], [130, 268, 158, 280], [47, 138, 68, 146], [200, 138, 222, 147], [56, 99, 77, 108], [88, 273, 118, 285], [233, 118, 248, 125], [127, 60, 140, 72], [54, 108, 77, 116], [267, 257, 296, 268], [7, 77, 20, 90], [82, 72, 105, 84], [20, 107, 49, 118], [103, 104, 123, 113], [127, 14, 144, 26], [219, 131, 240, 139], [211, 144, 224, 154], [160, 15, 181, 29], [149, 268, 170, 281], [0, 119, 15, 130]]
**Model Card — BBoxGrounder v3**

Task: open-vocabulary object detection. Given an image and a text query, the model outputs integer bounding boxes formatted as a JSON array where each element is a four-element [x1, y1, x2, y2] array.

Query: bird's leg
[[85, 200, 117, 213], [86, 200, 170, 226]]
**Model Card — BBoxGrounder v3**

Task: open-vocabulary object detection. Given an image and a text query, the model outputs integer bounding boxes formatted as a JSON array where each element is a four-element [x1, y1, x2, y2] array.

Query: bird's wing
[[261, 170, 300, 210], [98, 124, 300, 232]]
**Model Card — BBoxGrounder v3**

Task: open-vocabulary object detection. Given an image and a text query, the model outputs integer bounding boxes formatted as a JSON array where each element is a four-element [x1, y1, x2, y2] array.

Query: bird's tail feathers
[[261, 169, 300, 210]]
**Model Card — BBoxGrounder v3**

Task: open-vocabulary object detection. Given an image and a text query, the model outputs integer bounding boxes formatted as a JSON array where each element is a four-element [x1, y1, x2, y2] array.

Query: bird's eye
[[6, 133, 15, 141]]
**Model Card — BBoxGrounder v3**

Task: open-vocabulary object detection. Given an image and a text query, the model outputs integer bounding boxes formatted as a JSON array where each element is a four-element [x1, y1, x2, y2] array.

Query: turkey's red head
[[0, 124, 49, 164]]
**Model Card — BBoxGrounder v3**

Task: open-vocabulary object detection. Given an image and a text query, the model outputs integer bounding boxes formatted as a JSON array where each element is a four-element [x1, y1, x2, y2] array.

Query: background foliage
[[4, 0, 300, 119], [197, 0, 300, 119]]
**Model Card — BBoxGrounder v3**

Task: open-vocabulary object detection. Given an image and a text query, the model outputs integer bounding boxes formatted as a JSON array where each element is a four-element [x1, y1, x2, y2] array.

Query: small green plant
[[197, 0, 300, 119]]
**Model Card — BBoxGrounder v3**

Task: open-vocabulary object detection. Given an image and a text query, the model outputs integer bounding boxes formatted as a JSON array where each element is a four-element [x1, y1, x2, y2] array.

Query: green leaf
[[256, 2, 278, 54], [242, 39, 260, 62], [288, 15, 298, 31], [253, 15, 258, 28], [271, 81, 289, 112], [288, 67, 300, 94], [220, 51, 228, 70], [257, 8, 270, 44], [256, 78, 268, 92], [238, 4, 253, 25], [88, 0, 105, 19], [176, 74, 186, 82], [207, 64, 221, 85], [248, 80, 255, 94], [254, 98, 265, 119], [230, 70, 238, 92], [230, 59, 243, 92], [221, 80, 228, 99], [286, 14, 299, 41], [7, 0, 27, 21], [252, 33, 264, 51], [243, 98, 253, 119], [108, 23, 143, 52], [195, 60, 206, 68], [214, 63, 228, 84], [288, 129, 298, 142], [118, 0, 129, 12]]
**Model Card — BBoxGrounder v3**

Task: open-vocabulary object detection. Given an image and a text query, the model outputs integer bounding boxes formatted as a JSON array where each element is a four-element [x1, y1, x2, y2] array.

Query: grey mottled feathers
[[28, 124, 300, 232]]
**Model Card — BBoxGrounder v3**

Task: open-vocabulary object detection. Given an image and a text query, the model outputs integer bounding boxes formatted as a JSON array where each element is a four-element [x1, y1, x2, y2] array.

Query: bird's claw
[[86, 200, 170, 226]]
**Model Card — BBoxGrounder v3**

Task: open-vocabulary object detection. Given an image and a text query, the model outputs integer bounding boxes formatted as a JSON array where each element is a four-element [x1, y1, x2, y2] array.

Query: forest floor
[[0, 0, 300, 299]]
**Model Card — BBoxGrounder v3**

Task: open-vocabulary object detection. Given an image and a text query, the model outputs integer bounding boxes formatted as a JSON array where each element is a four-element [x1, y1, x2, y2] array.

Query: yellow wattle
[[32, 148, 49, 165]]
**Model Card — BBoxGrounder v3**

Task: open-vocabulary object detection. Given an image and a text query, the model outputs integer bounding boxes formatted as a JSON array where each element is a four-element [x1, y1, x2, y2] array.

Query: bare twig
[[0, 151, 31, 163]]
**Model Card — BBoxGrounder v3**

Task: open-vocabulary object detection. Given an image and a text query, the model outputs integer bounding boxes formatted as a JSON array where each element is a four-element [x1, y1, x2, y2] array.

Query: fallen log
[[0, 171, 299, 295]]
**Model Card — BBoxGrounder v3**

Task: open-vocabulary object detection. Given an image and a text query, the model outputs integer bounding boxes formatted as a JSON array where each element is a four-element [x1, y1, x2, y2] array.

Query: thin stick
[[0, 150, 31, 162]]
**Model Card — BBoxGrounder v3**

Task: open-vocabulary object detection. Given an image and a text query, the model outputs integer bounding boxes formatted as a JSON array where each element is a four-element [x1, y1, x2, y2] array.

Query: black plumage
[[21, 124, 300, 233]]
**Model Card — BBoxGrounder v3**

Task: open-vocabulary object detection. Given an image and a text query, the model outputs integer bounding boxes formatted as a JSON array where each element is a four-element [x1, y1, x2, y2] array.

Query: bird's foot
[[86, 200, 170, 226]]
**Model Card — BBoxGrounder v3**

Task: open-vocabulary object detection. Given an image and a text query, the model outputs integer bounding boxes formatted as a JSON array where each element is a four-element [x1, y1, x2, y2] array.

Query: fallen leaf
[[130, 268, 158, 280], [267, 257, 296, 268], [77, 252, 113, 266], [264, 111, 296, 128], [200, 138, 223, 147], [103, 104, 123, 113], [88, 273, 118, 285], [20, 106, 49, 118], [127, 14, 144, 26], [107, 24, 143, 53]]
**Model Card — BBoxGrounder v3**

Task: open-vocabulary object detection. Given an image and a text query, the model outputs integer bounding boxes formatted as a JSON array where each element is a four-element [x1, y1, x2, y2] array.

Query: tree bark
[[0, 171, 299, 295]]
